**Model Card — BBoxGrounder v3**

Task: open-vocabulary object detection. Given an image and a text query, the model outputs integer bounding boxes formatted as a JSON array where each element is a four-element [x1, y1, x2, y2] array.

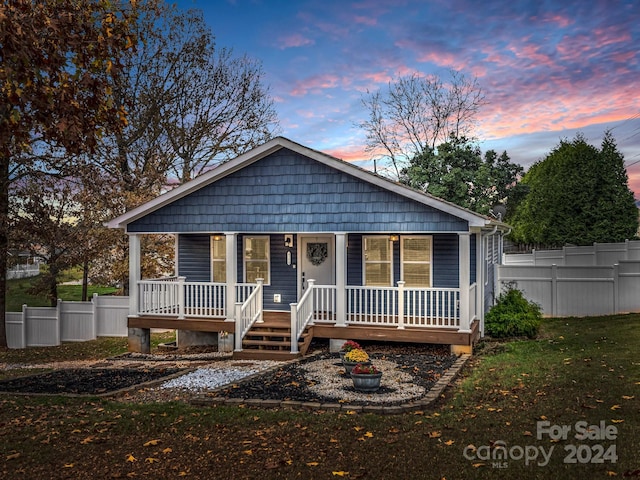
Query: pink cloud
[[353, 15, 377, 26], [277, 33, 315, 49], [290, 74, 341, 96]]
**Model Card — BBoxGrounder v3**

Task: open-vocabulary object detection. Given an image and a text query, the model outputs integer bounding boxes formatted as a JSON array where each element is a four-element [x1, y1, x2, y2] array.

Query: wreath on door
[[307, 243, 328, 266]]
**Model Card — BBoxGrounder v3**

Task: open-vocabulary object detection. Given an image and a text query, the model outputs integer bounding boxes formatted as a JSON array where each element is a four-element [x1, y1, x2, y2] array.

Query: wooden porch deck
[[128, 311, 480, 359]]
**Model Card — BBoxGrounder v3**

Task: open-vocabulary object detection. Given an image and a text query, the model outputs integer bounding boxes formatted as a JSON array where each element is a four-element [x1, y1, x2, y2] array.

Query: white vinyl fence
[[5, 294, 129, 349], [499, 240, 640, 317], [503, 240, 640, 266]]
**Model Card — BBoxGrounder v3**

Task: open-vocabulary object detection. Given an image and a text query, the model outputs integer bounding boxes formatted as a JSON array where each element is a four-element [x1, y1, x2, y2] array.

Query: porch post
[[128, 233, 140, 316], [458, 232, 471, 333], [128, 233, 149, 354], [225, 233, 238, 323], [335, 233, 347, 327]]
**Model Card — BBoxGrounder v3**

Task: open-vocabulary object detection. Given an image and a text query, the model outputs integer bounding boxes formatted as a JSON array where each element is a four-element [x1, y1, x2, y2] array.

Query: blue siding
[[433, 234, 458, 288], [347, 234, 362, 285], [178, 234, 211, 282], [128, 148, 469, 233], [263, 234, 297, 310]]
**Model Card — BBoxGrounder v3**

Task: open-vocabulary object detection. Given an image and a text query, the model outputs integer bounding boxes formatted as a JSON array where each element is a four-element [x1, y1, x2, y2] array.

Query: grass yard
[[1, 314, 638, 479], [6, 274, 118, 312]]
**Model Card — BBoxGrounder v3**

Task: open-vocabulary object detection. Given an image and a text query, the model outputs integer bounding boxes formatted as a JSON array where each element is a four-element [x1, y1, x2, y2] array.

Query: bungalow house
[[107, 137, 508, 359]]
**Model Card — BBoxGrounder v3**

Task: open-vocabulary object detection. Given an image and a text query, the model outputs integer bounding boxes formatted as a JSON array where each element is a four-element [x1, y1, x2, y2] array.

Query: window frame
[[362, 235, 393, 287], [210, 235, 226, 283], [243, 235, 270, 285], [400, 235, 433, 288]]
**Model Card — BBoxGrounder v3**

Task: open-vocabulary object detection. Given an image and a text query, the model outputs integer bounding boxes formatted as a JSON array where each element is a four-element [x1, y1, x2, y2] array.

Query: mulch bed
[[210, 343, 458, 406], [0, 368, 183, 395]]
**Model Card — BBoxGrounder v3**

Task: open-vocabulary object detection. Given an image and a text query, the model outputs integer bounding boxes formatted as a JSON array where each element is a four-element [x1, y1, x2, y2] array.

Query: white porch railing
[[138, 279, 182, 317], [289, 280, 316, 354], [137, 277, 467, 354], [234, 279, 263, 351], [346, 283, 460, 328], [138, 277, 226, 319], [184, 282, 226, 318]]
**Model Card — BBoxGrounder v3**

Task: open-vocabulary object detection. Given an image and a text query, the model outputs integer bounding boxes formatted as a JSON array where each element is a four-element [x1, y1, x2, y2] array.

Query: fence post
[[613, 264, 619, 314], [56, 298, 62, 346], [91, 293, 98, 340], [290, 302, 299, 354], [551, 265, 558, 317], [397, 281, 405, 330], [177, 276, 186, 319], [21, 304, 27, 348]]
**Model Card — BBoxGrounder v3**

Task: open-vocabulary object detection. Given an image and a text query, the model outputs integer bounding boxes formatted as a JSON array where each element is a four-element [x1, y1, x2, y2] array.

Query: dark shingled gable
[[127, 148, 469, 234]]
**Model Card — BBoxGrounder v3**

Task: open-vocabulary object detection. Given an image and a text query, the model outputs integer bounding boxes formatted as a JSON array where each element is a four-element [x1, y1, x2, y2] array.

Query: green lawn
[[6, 274, 118, 311], [1, 315, 638, 479]]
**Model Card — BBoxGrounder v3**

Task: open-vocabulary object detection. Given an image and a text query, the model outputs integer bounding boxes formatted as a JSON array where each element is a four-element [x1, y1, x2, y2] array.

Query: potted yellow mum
[[342, 348, 370, 374]]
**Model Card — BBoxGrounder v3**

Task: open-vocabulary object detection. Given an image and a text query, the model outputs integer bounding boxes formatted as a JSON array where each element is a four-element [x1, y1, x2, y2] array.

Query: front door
[[299, 235, 335, 295]]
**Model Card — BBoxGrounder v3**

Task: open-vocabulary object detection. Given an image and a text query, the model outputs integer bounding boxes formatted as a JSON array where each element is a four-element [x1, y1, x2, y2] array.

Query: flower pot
[[343, 360, 370, 374], [339, 351, 347, 363], [351, 372, 382, 392]]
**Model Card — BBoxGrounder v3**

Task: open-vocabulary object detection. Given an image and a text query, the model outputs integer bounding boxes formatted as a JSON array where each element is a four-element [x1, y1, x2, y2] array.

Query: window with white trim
[[401, 236, 432, 287], [244, 236, 270, 284], [363, 236, 392, 286], [211, 236, 226, 282]]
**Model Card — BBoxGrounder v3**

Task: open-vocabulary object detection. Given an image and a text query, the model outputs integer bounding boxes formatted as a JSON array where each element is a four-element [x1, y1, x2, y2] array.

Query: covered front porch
[[126, 231, 481, 358]]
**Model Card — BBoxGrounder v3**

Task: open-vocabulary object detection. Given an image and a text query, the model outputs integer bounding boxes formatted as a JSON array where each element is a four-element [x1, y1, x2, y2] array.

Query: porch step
[[232, 314, 314, 360]]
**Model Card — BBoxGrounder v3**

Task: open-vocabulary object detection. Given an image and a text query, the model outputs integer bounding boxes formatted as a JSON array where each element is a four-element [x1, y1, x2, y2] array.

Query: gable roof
[[107, 136, 499, 230]]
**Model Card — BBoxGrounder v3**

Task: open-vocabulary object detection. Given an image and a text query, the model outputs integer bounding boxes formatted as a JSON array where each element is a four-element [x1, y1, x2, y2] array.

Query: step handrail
[[234, 279, 263, 351], [290, 279, 315, 354]]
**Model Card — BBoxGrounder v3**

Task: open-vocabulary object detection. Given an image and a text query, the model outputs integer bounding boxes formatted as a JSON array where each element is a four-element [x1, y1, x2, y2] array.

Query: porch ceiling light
[[389, 234, 399, 242]]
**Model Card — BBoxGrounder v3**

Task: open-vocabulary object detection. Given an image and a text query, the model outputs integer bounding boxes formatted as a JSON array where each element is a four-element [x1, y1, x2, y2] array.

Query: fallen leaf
[[162, 447, 173, 454], [64, 463, 74, 468], [332, 472, 349, 477], [610, 405, 621, 410], [307, 462, 319, 467], [427, 431, 442, 438], [622, 395, 634, 400], [364, 432, 374, 438], [330, 438, 339, 443], [354, 426, 364, 431], [81, 436, 94, 444], [145, 457, 160, 463], [606, 471, 617, 476], [243, 450, 253, 455], [143, 439, 160, 447], [611, 419, 624, 424], [523, 431, 533, 437], [6, 452, 21, 460], [472, 463, 485, 468], [126, 454, 136, 463], [444, 440, 455, 446]]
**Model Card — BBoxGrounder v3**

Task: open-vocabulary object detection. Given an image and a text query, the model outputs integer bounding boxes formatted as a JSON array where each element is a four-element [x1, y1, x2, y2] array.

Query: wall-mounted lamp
[[213, 235, 223, 241], [389, 234, 399, 242], [284, 234, 293, 248]]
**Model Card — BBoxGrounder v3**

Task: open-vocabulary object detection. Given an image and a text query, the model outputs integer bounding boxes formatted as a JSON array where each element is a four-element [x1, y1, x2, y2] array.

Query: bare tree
[[359, 70, 485, 177], [89, 2, 280, 289], [163, 49, 280, 182]]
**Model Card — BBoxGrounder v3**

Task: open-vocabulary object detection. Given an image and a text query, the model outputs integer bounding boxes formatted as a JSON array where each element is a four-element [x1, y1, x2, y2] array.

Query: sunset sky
[[177, 0, 640, 198]]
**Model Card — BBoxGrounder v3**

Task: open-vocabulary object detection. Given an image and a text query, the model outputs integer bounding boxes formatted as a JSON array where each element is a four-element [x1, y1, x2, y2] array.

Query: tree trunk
[[0, 153, 8, 347], [82, 258, 89, 301]]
